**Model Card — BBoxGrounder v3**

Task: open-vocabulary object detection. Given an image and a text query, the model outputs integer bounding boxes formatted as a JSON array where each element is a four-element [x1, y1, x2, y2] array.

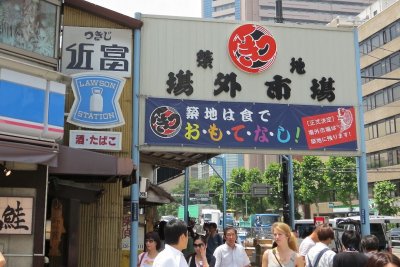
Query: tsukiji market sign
[[139, 15, 361, 156]]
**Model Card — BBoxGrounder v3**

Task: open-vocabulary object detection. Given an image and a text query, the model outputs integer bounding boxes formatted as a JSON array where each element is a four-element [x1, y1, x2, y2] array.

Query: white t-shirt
[[153, 244, 188, 267], [305, 242, 336, 267], [299, 236, 316, 256]]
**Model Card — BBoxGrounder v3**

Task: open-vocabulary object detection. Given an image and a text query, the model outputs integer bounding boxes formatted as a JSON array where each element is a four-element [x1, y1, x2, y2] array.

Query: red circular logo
[[228, 24, 277, 74]]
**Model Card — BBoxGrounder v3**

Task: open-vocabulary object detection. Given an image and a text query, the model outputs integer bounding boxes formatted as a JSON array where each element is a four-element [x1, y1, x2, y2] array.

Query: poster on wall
[[0, 197, 33, 235]]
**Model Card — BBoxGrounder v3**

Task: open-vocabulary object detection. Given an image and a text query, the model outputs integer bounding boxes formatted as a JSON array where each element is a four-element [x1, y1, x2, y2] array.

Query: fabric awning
[[0, 134, 58, 166], [49, 145, 135, 177]]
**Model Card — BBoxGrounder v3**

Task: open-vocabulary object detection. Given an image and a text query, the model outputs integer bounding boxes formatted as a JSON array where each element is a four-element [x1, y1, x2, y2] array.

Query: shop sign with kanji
[[139, 16, 360, 155], [61, 27, 132, 77], [69, 130, 122, 151]]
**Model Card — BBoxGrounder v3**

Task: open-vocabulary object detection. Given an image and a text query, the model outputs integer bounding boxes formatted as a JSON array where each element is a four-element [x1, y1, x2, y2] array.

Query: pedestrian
[[360, 234, 379, 256], [213, 226, 250, 267], [206, 222, 223, 264], [0, 251, 5, 267], [262, 222, 304, 267], [365, 251, 400, 267], [187, 234, 214, 267], [203, 222, 210, 236], [183, 222, 196, 257], [153, 219, 189, 267], [305, 224, 336, 267], [156, 220, 167, 250], [138, 231, 161, 267], [332, 230, 368, 267], [299, 225, 320, 260]]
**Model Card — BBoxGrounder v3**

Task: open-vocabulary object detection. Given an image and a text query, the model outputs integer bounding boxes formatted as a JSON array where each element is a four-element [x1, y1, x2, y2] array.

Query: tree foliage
[[297, 156, 327, 215], [373, 181, 399, 216], [157, 156, 366, 219], [326, 156, 357, 209]]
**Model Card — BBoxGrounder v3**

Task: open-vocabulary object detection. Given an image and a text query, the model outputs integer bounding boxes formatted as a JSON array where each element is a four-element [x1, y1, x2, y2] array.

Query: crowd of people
[[139, 219, 400, 267]]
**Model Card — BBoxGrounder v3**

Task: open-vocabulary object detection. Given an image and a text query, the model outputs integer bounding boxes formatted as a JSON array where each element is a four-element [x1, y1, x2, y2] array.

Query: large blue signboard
[[145, 97, 357, 152]]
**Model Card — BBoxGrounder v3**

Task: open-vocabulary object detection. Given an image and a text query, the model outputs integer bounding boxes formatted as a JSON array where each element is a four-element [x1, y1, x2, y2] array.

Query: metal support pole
[[222, 156, 227, 230], [281, 156, 289, 225], [288, 155, 295, 230], [130, 12, 141, 267], [184, 168, 190, 223], [206, 157, 226, 229], [354, 29, 370, 236]]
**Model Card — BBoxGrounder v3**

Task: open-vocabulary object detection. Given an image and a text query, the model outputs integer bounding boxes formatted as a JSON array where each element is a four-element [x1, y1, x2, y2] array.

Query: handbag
[[137, 252, 146, 267]]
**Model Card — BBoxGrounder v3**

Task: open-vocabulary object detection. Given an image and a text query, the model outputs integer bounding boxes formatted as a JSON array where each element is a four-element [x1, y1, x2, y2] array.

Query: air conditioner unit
[[139, 177, 149, 198]]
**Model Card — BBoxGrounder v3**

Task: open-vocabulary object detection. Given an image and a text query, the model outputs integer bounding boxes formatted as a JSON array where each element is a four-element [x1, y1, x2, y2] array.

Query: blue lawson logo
[[67, 73, 126, 129]]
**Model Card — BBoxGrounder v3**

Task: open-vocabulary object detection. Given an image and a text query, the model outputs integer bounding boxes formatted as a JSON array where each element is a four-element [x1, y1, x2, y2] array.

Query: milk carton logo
[[67, 73, 126, 129]]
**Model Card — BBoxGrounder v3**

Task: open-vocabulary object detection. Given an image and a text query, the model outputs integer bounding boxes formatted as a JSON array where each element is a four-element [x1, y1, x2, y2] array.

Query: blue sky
[[86, 0, 202, 18]]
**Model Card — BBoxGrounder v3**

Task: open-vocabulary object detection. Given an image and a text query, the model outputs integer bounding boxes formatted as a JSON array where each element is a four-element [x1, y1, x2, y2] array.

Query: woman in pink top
[[138, 231, 161, 267]]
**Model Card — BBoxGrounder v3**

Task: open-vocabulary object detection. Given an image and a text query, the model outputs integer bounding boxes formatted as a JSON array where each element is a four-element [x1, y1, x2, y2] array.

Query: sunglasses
[[145, 239, 155, 243], [193, 243, 204, 248]]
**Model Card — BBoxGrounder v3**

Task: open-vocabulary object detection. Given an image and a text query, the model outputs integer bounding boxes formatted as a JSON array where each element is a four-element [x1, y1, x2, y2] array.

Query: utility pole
[[281, 156, 290, 224]]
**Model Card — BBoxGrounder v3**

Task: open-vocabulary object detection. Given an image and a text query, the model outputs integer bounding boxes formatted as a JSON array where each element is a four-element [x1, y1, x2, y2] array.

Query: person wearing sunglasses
[[138, 231, 161, 267], [187, 235, 214, 267]]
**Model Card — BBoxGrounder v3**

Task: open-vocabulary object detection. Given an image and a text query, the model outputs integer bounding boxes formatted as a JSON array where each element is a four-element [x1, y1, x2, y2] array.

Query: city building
[[203, 0, 375, 25], [358, 0, 400, 195]]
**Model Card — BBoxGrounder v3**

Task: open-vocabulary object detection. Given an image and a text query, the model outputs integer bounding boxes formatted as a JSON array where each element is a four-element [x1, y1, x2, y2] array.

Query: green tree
[[208, 175, 223, 208], [264, 162, 284, 212], [326, 156, 357, 210], [297, 156, 327, 215], [374, 181, 399, 216], [157, 177, 216, 218], [228, 167, 267, 215]]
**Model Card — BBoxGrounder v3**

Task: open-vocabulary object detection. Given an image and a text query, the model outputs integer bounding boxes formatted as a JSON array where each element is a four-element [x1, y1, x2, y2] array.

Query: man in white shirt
[[299, 225, 320, 260], [153, 219, 189, 267], [213, 226, 251, 267], [306, 224, 336, 267]]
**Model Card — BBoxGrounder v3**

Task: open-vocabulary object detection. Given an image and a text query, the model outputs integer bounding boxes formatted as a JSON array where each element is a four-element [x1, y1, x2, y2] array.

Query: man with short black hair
[[306, 224, 336, 267], [361, 234, 379, 256], [154, 219, 189, 267], [333, 230, 368, 267], [206, 222, 223, 264]]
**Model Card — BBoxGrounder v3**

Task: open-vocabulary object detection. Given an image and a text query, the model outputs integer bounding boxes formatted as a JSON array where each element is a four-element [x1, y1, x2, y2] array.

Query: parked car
[[390, 228, 400, 246]]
